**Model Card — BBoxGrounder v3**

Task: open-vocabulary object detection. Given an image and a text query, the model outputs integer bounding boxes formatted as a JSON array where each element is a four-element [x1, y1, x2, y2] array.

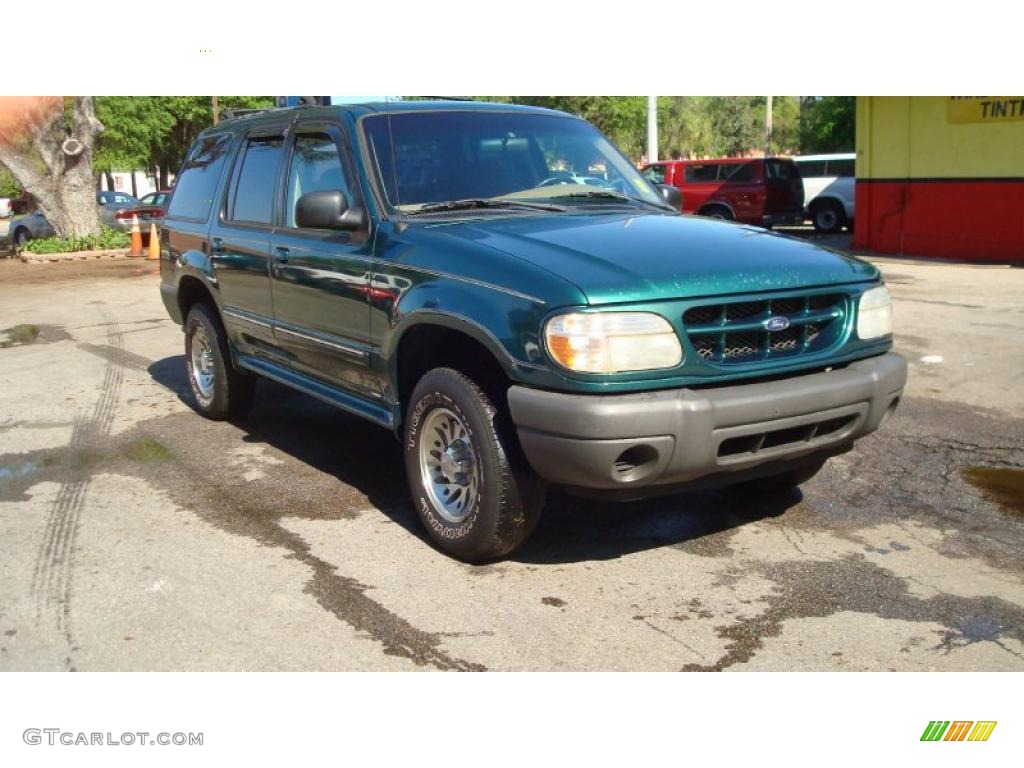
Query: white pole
[[647, 96, 658, 164]]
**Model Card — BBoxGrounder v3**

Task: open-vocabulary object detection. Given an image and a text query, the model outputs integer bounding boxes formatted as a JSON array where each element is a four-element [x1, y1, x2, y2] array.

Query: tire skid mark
[[30, 316, 124, 664]]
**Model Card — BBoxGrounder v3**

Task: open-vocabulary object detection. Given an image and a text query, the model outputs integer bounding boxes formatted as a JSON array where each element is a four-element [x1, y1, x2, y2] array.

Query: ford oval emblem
[[764, 315, 791, 331]]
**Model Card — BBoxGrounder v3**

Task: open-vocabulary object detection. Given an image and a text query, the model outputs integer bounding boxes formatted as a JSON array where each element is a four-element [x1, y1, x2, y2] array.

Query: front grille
[[684, 293, 846, 365]]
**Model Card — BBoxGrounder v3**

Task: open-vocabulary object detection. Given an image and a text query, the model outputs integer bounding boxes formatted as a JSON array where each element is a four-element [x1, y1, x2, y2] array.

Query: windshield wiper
[[560, 190, 675, 212], [409, 198, 566, 215]]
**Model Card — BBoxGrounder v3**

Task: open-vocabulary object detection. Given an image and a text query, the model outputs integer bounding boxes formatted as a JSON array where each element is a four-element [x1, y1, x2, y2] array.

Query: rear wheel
[[811, 200, 846, 233], [701, 205, 733, 221], [184, 303, 256, 420], [404, 367, 545, 561]]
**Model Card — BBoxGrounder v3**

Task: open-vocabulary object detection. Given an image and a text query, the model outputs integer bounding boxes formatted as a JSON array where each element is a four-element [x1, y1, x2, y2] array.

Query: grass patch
[[0, 324, 40, 348], [124, 437, 173, 463], [20, 226, 130, 254]]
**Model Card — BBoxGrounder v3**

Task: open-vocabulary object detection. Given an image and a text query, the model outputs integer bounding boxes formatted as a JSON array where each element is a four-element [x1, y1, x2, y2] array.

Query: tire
[[13, 228, 30, 249], [184, 303, 256, 420], [734, 458, 826, 494], [811, 200, 846, 234], [701, 205, 733, 221], [403, 367, 545, 561]]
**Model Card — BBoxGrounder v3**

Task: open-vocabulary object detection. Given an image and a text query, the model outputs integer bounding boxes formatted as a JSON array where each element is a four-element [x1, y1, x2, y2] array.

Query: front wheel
[[13, 228, 30, 249], [404, 367, 545, 561]]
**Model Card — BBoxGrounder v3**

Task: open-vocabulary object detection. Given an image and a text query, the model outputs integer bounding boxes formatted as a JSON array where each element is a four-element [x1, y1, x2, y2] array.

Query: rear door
[[268, 120, 376, 396], [719, 161, 761, 223], [209, 123, 291, 355], [764, 158, 804, 215]]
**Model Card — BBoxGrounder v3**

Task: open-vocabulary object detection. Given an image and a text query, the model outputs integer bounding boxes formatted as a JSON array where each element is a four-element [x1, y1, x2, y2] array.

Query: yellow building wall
[[856, 96, 1024, 179]]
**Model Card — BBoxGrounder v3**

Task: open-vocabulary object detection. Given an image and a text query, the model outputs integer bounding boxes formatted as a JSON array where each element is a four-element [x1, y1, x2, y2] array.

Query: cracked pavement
[[0, 254, 1022, 671]]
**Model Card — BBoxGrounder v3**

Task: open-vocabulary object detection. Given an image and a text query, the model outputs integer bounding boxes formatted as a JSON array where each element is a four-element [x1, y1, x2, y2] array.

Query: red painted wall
[[853, 180, 1024, 263]]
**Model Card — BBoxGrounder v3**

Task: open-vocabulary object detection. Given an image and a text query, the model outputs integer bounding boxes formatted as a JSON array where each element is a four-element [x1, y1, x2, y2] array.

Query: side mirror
[[658, 184, 682, 211], [295, 190, 366, 231]]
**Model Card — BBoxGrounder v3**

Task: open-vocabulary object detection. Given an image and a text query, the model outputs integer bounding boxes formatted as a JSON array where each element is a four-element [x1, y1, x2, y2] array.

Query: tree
[[0, 96, 104, 237], [800, 96, 855, 153], [0, 166, 21, 199], [94, 96, 274, 190]]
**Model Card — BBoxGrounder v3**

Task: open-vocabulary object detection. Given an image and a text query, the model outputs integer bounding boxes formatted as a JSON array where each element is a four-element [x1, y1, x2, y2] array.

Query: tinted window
[[765, 160, 798, 180], [827, 158, 855, 177], [285, 134, 352, 228], [229, 136, 285, 224], [166, 133, 233, 220], [722, 163, 755, 182], [796, 160, 828, 178], [684, 164, 719, 183], [643, 165, 666, 184]]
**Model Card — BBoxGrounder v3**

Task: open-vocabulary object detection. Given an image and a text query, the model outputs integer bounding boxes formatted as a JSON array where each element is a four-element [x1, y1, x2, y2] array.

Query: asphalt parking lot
[[0, 250, 1022, 671]]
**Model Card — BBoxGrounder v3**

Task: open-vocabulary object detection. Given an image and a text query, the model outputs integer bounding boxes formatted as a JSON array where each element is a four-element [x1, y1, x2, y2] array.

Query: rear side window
[[796, 160, 827, 178], [827, 158, 855, 177], [285, 133, 352, 228], [229, 136, 285, 224], [684, 164, 719, 182], [166, 134, 233, 221], [722, 163, 755, 182]]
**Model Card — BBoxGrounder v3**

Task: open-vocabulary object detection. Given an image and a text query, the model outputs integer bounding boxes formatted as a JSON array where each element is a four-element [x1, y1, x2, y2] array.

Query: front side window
[[285, 134, 352, 228], [362, 110, 663, 211], [166, 133, 233, 221], [229, 135, 285, 224]]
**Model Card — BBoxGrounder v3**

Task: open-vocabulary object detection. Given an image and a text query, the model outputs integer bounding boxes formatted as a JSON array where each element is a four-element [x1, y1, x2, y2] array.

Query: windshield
[[362, 110, 664, 212]]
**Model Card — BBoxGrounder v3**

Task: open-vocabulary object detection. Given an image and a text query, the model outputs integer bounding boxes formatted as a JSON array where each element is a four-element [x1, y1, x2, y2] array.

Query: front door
[[269, 123, 376, 397]]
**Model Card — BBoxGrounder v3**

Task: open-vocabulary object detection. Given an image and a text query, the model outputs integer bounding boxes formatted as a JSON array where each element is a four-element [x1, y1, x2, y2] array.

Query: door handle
[[274, 246, 290, 264], [210, 237, 223, 253]]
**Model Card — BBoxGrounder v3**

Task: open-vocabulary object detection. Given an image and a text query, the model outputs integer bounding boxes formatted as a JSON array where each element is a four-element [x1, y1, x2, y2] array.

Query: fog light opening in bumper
[[613, 444, 660, 482]]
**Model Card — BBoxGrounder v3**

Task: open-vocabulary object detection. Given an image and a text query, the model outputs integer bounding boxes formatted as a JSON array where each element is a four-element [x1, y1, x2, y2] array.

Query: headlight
[[544, 312, 682, 373], [857, 285, 893, 340]]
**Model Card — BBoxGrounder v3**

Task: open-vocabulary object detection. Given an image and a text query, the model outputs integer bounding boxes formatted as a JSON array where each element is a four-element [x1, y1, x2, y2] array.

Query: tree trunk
[[130, 170, 137, 198], [105, 170, 115, 191], [0, 96, 104, 238]]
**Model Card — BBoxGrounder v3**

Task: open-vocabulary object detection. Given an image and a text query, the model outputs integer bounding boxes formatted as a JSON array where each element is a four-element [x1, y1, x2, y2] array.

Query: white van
[[793, 153, 855, 233], [0, 198, 11, 218]]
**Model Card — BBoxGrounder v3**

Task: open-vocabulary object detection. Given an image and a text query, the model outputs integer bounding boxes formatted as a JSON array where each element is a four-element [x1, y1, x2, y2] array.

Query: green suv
[[159, 101, 906, 561]]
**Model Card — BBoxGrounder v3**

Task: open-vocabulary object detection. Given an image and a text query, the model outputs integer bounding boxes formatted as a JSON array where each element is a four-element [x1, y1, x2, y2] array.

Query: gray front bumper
[[507, 353, 907, 492]]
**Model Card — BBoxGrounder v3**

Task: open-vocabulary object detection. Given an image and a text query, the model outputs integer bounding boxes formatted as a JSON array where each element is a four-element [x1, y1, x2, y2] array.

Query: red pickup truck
[[642, 157, 804, 227]]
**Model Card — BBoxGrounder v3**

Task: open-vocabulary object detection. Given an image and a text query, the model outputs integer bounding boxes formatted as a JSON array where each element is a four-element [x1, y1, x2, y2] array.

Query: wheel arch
[[391, 312, 517, 431]]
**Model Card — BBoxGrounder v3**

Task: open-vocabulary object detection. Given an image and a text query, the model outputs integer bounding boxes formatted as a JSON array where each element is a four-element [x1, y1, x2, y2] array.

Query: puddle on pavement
[[0, 460, 38, 480], [0, 323, 71, 348], [962, 466, 1024, 517], [124, 436, 173, 463]]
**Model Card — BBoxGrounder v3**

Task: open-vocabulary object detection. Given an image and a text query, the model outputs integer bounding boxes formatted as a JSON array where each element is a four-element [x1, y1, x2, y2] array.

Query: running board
[[237, 355, 394, 429]]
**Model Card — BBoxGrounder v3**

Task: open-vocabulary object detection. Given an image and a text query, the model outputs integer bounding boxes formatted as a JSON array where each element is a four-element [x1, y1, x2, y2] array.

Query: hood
[[433, 212, 879, 305]]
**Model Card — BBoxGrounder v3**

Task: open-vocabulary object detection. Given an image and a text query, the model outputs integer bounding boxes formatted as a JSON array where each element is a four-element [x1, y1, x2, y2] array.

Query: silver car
[[8, 191, 142, 247]]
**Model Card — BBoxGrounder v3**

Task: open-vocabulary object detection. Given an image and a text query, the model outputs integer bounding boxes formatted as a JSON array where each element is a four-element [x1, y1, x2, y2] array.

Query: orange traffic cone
[[147, 222, 160, 260], [129, 214, 143, 257]]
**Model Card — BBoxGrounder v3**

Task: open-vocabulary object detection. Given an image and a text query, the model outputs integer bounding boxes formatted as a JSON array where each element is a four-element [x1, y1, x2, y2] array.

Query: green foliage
[[20, 226, 130, 254], [94, 97, 274, 177], [799, 96, 855, 153], [0, 166, 22, 199]]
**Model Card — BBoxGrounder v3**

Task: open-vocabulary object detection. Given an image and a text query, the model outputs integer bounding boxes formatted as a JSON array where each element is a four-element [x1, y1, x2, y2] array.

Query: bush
[[21, 226, 131, 254]]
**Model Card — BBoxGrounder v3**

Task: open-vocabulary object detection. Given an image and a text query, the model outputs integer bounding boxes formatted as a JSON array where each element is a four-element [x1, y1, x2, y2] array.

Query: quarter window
[[827, 158, 855, 177], [166, 133, 233, 221], [229, 135, 285, 225]]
